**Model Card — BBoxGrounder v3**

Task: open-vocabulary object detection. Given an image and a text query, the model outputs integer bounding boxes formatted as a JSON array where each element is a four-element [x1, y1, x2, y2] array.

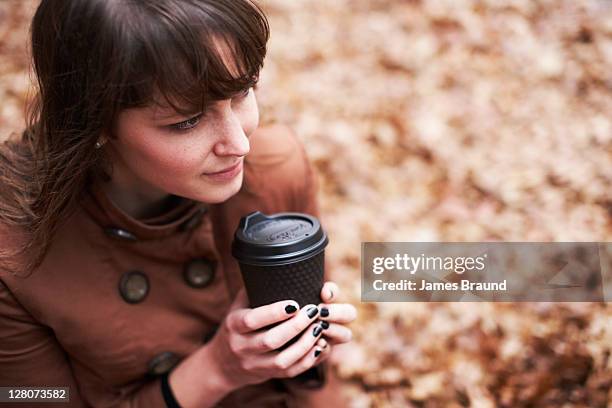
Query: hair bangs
[[116, 0, 269, 117]]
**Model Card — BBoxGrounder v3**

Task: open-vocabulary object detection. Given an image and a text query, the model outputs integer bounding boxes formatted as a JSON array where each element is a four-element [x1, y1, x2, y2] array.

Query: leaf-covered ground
[[1, 1, 610, 406]]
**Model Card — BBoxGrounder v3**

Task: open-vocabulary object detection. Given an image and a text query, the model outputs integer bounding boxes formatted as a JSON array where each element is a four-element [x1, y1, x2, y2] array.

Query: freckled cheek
[[136, 143, 207, 179]]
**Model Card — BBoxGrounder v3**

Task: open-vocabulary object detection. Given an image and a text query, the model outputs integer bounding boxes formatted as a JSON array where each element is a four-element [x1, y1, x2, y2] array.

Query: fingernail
[[285, 304, 297, 314], [329, 289, 334, 299], [320, 321, 329, 329], [313, 324, 323, 337], [320, 307, 329, 317], [314, 349, 322, 357], [307, 306, 319, 319]]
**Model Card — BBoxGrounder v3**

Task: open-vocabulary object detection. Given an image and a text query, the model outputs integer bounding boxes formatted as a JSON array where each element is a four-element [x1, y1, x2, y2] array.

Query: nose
[[213, 113, 250, 158]]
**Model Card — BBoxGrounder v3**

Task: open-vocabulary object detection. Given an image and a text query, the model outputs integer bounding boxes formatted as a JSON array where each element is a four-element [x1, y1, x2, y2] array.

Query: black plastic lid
[[232, 211, 328, 266]]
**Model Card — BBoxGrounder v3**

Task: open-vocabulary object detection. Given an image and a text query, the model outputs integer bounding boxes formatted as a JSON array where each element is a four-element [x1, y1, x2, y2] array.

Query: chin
[[195, 176, 244, 204]]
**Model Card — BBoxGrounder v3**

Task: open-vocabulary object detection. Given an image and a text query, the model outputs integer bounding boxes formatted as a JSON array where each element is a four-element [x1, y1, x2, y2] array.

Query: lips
[[204, 161, 242, 175]]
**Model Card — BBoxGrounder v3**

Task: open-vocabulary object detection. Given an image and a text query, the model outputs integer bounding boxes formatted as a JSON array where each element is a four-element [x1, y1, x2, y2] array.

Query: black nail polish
[[320, 307, 329, 317], [320, 321, 329, 329], [314, 349, 322, 357], [313, 325, 323, 337], [285, 305, 297, 314], [307, 306, 319, 319]]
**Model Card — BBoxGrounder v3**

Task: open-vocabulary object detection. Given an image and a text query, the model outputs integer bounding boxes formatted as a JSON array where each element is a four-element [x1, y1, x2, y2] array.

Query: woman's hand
[[316, 281, 357, 347], [167, 284, 353, 408], [206, 288, 329, 391]]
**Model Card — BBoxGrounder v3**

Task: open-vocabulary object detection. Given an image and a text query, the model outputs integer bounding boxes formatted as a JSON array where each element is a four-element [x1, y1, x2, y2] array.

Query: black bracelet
[[160, 370, 183, 408]]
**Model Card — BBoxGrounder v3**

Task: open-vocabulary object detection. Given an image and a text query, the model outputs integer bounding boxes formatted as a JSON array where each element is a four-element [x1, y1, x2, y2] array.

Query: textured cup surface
[[240, 251, 325, 309]]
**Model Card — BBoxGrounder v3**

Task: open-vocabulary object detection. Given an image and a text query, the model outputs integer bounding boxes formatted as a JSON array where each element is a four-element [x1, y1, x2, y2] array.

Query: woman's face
[[104, 88, 258, 206]]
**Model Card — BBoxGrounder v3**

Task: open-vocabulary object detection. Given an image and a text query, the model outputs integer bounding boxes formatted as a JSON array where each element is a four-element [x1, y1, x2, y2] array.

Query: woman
[[0, 0, 357, 407]]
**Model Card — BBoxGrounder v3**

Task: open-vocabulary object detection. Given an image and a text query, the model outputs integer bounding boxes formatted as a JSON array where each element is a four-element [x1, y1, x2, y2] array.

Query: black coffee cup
[[232, 211, 329, 388], [232, 211, 328, 309]]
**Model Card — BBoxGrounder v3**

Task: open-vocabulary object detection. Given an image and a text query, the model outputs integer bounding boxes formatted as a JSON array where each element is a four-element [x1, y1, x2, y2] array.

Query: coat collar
[[81, 180, 208, 241]]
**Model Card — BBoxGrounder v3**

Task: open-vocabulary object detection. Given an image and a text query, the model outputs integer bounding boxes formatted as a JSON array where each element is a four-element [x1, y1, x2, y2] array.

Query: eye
[[168, 113, 203, 132]]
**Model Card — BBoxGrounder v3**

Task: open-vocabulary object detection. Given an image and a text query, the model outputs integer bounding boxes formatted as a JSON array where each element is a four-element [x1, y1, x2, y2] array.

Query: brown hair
[[0, 0, 269, 275]]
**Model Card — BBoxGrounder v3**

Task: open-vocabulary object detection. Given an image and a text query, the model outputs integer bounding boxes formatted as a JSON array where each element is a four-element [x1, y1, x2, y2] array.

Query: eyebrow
[[151, 107, 201, 121], [150, 88, 251, 120]]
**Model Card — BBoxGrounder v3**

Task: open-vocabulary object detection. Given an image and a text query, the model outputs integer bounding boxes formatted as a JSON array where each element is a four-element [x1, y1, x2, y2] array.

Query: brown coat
[[0, 125, 349, 407]]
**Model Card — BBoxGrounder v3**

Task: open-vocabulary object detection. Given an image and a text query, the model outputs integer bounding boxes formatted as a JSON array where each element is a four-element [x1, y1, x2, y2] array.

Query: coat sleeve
[[292, 133, 320, 219], [0, 279, 167, 408]]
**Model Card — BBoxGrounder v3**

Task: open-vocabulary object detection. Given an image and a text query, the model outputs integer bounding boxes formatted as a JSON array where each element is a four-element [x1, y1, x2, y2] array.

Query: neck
[[107, 187, 182, 220], [99, 169, 181, 221]]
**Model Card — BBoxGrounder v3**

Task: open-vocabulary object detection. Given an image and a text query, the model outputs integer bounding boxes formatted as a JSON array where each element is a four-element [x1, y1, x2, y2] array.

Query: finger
[[271, 321, 324, 370], [316, 303, 357, 324], [313, 342, 331, 365], [320, 323, 352, 344], [320, 281, 340, 303], [316, 337, 327, 350], [228, 298, 301, 334], [247, 305, 320, 352], [285, 341, 330, 378]]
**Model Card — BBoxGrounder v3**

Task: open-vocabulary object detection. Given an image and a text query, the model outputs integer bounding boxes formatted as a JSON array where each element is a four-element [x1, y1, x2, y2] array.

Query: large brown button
[[118, 271, 149, 304], [183, 258, 216, 288], [202, 324, 220, 343], [104, 227, 137, 242], [180, 207, 207, 232], [147, 351, 180, 376]]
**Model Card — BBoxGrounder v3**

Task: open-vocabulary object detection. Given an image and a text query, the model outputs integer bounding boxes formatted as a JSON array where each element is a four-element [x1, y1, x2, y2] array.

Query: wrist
[[167, 345, 235, 408], [198, 342, 239, 395]]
